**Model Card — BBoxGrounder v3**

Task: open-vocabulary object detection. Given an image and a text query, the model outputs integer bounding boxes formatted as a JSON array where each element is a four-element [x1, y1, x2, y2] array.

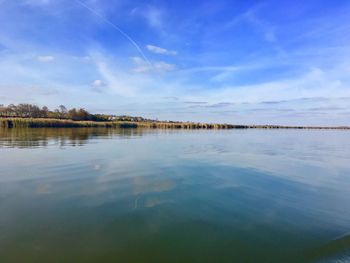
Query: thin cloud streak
[[73, 0, 152, 66], [146, 45, 177, 55], [131, 56, 176, 73], [36, 55, 55, 62]]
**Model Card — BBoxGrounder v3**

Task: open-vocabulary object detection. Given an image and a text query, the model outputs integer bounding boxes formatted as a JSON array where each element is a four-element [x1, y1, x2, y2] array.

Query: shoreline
[[1, 118, 349, 130]]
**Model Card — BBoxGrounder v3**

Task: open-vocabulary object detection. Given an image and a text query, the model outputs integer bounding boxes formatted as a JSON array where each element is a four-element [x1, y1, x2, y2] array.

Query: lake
[[0, 128, 350, 262]]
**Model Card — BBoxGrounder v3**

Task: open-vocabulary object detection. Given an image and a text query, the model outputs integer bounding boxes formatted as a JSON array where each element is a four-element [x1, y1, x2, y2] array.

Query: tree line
[[0, 104, 110, 121]]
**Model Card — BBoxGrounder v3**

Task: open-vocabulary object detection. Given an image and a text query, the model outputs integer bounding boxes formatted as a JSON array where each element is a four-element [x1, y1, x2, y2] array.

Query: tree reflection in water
[[0, 128, 150, 148]]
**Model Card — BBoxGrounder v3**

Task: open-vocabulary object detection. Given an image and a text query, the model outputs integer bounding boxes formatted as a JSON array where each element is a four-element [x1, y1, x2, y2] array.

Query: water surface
[[1, 128, 350, 262]]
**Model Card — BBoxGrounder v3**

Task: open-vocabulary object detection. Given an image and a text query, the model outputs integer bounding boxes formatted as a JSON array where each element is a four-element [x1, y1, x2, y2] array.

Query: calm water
[[1, 128, 350, 263]]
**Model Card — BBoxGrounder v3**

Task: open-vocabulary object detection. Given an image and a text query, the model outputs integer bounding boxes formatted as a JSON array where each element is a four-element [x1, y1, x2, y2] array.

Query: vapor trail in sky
[[74, 0, 152, 66]]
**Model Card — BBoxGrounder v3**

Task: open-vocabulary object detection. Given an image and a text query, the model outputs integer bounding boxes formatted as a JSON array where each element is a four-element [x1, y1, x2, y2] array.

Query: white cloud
[[131, 56, 176, 73], [206, 67, 350, 104], [90, 52, 150, 97], [72, 55, 91, 63], [131, 57, 150, 73], [146, 45, 177, 55], [91, 79, 104, 87], [91, 79, 105, 93], [86, 51, 182, 100], [153, 61, 176, 72], [36, 55, 55, 62], [96, 62, 134, 96]]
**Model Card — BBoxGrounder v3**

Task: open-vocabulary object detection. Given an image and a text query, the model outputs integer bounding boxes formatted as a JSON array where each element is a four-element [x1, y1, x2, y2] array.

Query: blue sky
[[0, 0, 350, 125]]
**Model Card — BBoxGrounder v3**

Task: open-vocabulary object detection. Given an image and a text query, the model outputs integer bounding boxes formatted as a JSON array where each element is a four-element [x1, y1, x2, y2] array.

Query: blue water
[[0, 128, 350, 262]]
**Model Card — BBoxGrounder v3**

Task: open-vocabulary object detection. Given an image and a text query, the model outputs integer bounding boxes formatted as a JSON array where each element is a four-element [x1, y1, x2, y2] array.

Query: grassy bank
[[0, 118, 135, 128], [0, 118, 349, 129], [0, 118, 235, 129]]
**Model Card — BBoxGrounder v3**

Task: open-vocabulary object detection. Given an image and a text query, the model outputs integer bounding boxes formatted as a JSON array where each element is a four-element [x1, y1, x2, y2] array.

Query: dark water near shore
[[0, 128, 350, 263]]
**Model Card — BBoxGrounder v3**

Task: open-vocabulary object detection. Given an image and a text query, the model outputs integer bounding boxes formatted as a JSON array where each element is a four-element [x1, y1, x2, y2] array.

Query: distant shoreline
[[0, 118, 349, 130]]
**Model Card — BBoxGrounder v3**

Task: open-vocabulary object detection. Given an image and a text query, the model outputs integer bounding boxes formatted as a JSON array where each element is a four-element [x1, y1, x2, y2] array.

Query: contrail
[[74, 0, 152, 66]]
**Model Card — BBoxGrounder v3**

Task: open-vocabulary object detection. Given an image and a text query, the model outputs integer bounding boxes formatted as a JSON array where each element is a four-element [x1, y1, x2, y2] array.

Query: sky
[[0, 0, 350, 125]]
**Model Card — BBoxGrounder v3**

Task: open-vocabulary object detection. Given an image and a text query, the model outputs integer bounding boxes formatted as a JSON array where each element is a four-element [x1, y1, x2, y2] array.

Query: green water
[[0, 128, 350, 263]]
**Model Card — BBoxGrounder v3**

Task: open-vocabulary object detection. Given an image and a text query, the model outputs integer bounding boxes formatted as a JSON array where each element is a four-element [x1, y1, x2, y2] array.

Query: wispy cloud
[[187, 102, 235, 108], [91, 79, 104, 86], [92, 56, 136, 97], [131, 56, 176, 73], [182, 66, 242, 73], [163, 96, 179, 101], [259, 100, 288, 105], [74, 0, 151, 65], [146, 45, 177, 55], [184, 101, 208, 105], [307, 106, 346, 112], [207, 102, 235, 108], [224, 3, 276, 43], [91, 79, 105, 93], [245, 9, 277, 43], [152, 61, 176, 72], [36, 55, 55, 62], [72, 55, 91, 63], [89, 51, 175, 98]]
